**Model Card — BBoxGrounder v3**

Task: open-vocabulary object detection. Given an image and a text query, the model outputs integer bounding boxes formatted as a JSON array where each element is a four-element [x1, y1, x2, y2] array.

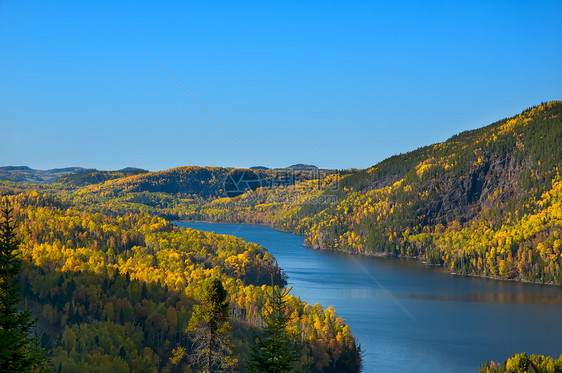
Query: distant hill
[[75, 166, 234, 200], [118, 167, 147, 172], [253, 164, 343, 172], [0, 166, 94, 183], [283, 164, 319, 171], [57, 168, 149, 187], [70, 164, 351, 202]]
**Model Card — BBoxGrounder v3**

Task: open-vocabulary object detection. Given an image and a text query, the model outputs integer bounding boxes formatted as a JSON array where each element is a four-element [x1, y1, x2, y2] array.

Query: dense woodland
[[0, 191, 360, 372], [56, 169, 148, 188], [479, 353, 562, 373]]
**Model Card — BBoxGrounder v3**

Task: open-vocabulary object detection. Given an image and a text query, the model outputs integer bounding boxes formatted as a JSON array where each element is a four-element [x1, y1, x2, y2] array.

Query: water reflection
[[338, 288, 562, 304]]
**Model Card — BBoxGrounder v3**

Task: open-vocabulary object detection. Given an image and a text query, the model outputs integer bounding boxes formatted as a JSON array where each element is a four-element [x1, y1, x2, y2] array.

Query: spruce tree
[[0, 201, 49, 372], [188, 277, 235, 372], [248, 285, 303, 373]]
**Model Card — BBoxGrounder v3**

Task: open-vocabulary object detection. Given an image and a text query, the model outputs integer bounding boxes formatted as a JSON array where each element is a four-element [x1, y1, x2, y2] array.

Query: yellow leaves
[[498, 117, 520, 135], [62, 256, 82, 272], [224, 252, 250, 277], [415, 160, 435, 178], [553, 239, 561, 253], [391, 179, 404, 189], [538, 243, 547, 258], [170, 346, 186, 365], [498, 259, 508, 277], [419, 190, 430, 199], [516, 137, 525, 151], [496, 102, 554, 137]]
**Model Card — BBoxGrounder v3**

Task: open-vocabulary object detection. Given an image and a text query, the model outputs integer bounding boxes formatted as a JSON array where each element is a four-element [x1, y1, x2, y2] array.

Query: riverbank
[[177, 221, 562, 373], [177, 219, 561, 287]]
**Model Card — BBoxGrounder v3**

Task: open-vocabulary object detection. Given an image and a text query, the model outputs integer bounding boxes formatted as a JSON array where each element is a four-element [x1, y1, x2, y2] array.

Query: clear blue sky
[[1, 1, 561, 171]]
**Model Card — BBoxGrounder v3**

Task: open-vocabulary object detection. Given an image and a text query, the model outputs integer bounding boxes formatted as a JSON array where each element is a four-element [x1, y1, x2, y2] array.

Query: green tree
[[0, 201, 49, 372], [188, 277, 235, 373], [248, 285, 303, 373]]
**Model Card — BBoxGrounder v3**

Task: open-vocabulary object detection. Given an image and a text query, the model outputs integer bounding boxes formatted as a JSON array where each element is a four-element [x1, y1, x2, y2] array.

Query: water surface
[[178, 222, 562, 372]]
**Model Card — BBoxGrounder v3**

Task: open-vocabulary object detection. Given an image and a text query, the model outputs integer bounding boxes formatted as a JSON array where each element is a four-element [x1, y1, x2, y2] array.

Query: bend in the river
[[178, 222, 562, 373]]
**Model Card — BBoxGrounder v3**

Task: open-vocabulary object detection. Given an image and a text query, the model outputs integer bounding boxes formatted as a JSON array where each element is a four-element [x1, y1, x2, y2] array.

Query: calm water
[[178, 222, 562, 373]]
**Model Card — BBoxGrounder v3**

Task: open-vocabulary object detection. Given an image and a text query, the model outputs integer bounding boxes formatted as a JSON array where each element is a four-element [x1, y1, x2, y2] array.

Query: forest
[[0, 190, 361, 372], [479, 353, 562, 372]]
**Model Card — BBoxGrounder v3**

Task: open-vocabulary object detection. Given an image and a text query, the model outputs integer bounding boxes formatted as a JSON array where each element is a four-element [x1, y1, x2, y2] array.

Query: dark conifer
[[0, 201, 49, 372], [188, 277, 234, 373], [248, 285, 303, 373]]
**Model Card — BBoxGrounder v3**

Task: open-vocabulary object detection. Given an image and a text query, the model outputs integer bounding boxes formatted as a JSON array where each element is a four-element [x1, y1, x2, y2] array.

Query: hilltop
[[0, 166, 94, 183], [56, 168, 149, 187]]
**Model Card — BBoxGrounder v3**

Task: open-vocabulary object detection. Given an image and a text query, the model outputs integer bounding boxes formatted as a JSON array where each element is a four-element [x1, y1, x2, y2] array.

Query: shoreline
[[311, 242, 561, 286], [176, 219, 561, 287]]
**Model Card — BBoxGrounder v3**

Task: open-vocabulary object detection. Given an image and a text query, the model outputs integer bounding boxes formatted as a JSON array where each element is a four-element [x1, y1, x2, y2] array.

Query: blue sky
[[1, 1, 561, 171]]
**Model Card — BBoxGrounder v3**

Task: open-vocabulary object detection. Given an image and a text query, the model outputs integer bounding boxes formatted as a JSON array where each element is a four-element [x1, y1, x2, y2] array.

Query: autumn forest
[[1, 101, 562, 372]]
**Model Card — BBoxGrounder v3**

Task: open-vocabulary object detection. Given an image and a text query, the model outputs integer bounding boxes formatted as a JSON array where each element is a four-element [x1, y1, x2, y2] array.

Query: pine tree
[[188, 277, 235, 372], [0, 201, 49, 372], [248, 285, 303, 373]]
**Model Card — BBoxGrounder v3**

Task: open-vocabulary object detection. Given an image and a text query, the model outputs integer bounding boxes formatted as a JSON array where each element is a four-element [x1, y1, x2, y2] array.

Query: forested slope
[[2, 101, 560, 372], [64, 165, 347, 220], [189, 101, 562, 284], [56, 169, 148, 188], [1, 190, 360, 372], [480, 353, 562, 372], [0, 166, 92, 183]]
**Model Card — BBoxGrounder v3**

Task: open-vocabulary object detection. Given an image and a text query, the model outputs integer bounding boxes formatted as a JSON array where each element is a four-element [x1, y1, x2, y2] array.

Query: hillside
[[188, 101, 562, 284], [0, 166, 93, 183], [56, 168, 149, 187], [0, 190, 360, 372], [65, 165, 349, 219]]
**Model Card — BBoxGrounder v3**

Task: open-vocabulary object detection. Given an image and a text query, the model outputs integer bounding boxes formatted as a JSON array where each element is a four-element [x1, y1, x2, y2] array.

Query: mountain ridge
[[0, 166, 94, 183]]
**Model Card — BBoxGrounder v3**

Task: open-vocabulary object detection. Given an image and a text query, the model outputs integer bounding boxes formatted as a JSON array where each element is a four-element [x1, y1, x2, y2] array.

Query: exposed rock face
[[418, 154, 530, 225]]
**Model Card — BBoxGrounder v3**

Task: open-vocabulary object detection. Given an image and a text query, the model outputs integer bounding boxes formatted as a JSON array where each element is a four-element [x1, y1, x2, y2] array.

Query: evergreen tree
[[248, 285, 303, 373], [188, 277, 235, 372], [0, 201, 49, 372]]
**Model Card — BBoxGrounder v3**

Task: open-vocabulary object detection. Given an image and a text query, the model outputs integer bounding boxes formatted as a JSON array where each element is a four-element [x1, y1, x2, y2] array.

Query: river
[[177, 222, 562, 372]]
